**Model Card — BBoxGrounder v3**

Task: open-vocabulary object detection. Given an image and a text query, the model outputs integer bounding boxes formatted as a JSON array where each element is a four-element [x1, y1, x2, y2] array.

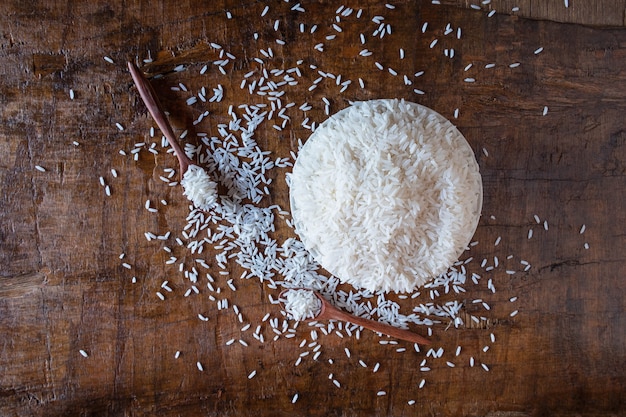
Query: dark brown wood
[[445, 0, 626, 26], [1, 1, 625, 416]]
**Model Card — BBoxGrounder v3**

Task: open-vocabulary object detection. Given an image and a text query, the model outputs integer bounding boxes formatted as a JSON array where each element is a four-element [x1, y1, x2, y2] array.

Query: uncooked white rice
[[289, 99, 482, 292], [181, 165, 218, 211], [113, 3, 544, 396], [281, 289, 322, 321]]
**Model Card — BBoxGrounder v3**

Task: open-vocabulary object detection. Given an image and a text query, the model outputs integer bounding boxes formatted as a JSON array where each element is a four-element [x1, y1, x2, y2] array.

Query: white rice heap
[[281, 289, 322, 321], [289, 99, 482, 293], [181, 164, 219, 211]]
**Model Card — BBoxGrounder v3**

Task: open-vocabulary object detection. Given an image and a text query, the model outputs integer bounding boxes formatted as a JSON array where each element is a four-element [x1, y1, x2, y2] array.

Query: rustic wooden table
[[1, 1, 625, 416]]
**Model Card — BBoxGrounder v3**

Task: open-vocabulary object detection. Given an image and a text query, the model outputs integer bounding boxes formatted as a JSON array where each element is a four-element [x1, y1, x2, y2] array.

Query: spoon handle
[[127, 62, 192, 172], [323, 303, 430, 345]]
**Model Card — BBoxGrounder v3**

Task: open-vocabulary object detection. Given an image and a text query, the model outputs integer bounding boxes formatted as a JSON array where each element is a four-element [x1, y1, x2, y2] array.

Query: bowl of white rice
[[288, 99, 482, 293]]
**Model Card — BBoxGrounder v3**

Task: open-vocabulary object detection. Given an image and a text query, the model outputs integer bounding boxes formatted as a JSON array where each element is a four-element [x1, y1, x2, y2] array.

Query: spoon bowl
[[128, 62, 219, 211], [279, 288, 430, 345]]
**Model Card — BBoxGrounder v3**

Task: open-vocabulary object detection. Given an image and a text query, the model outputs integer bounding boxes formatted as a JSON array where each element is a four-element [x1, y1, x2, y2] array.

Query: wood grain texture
[[448, 0, 626, 26], [1, 1, 625, 416]]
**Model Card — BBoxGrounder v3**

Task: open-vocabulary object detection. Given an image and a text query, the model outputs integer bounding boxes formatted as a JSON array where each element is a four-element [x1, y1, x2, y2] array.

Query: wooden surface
[[1, 1, 625, 416]]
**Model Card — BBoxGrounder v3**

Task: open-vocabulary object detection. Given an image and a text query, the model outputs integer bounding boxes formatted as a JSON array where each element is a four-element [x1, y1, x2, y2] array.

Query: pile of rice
[[181, 164, 219, 211], [289, 99, 482, 293], [281, 289, 323, 321]]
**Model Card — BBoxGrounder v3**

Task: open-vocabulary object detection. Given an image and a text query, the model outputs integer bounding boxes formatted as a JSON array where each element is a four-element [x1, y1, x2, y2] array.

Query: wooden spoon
[[279, 288, 431, 345], [127, 62, 193, 174]]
